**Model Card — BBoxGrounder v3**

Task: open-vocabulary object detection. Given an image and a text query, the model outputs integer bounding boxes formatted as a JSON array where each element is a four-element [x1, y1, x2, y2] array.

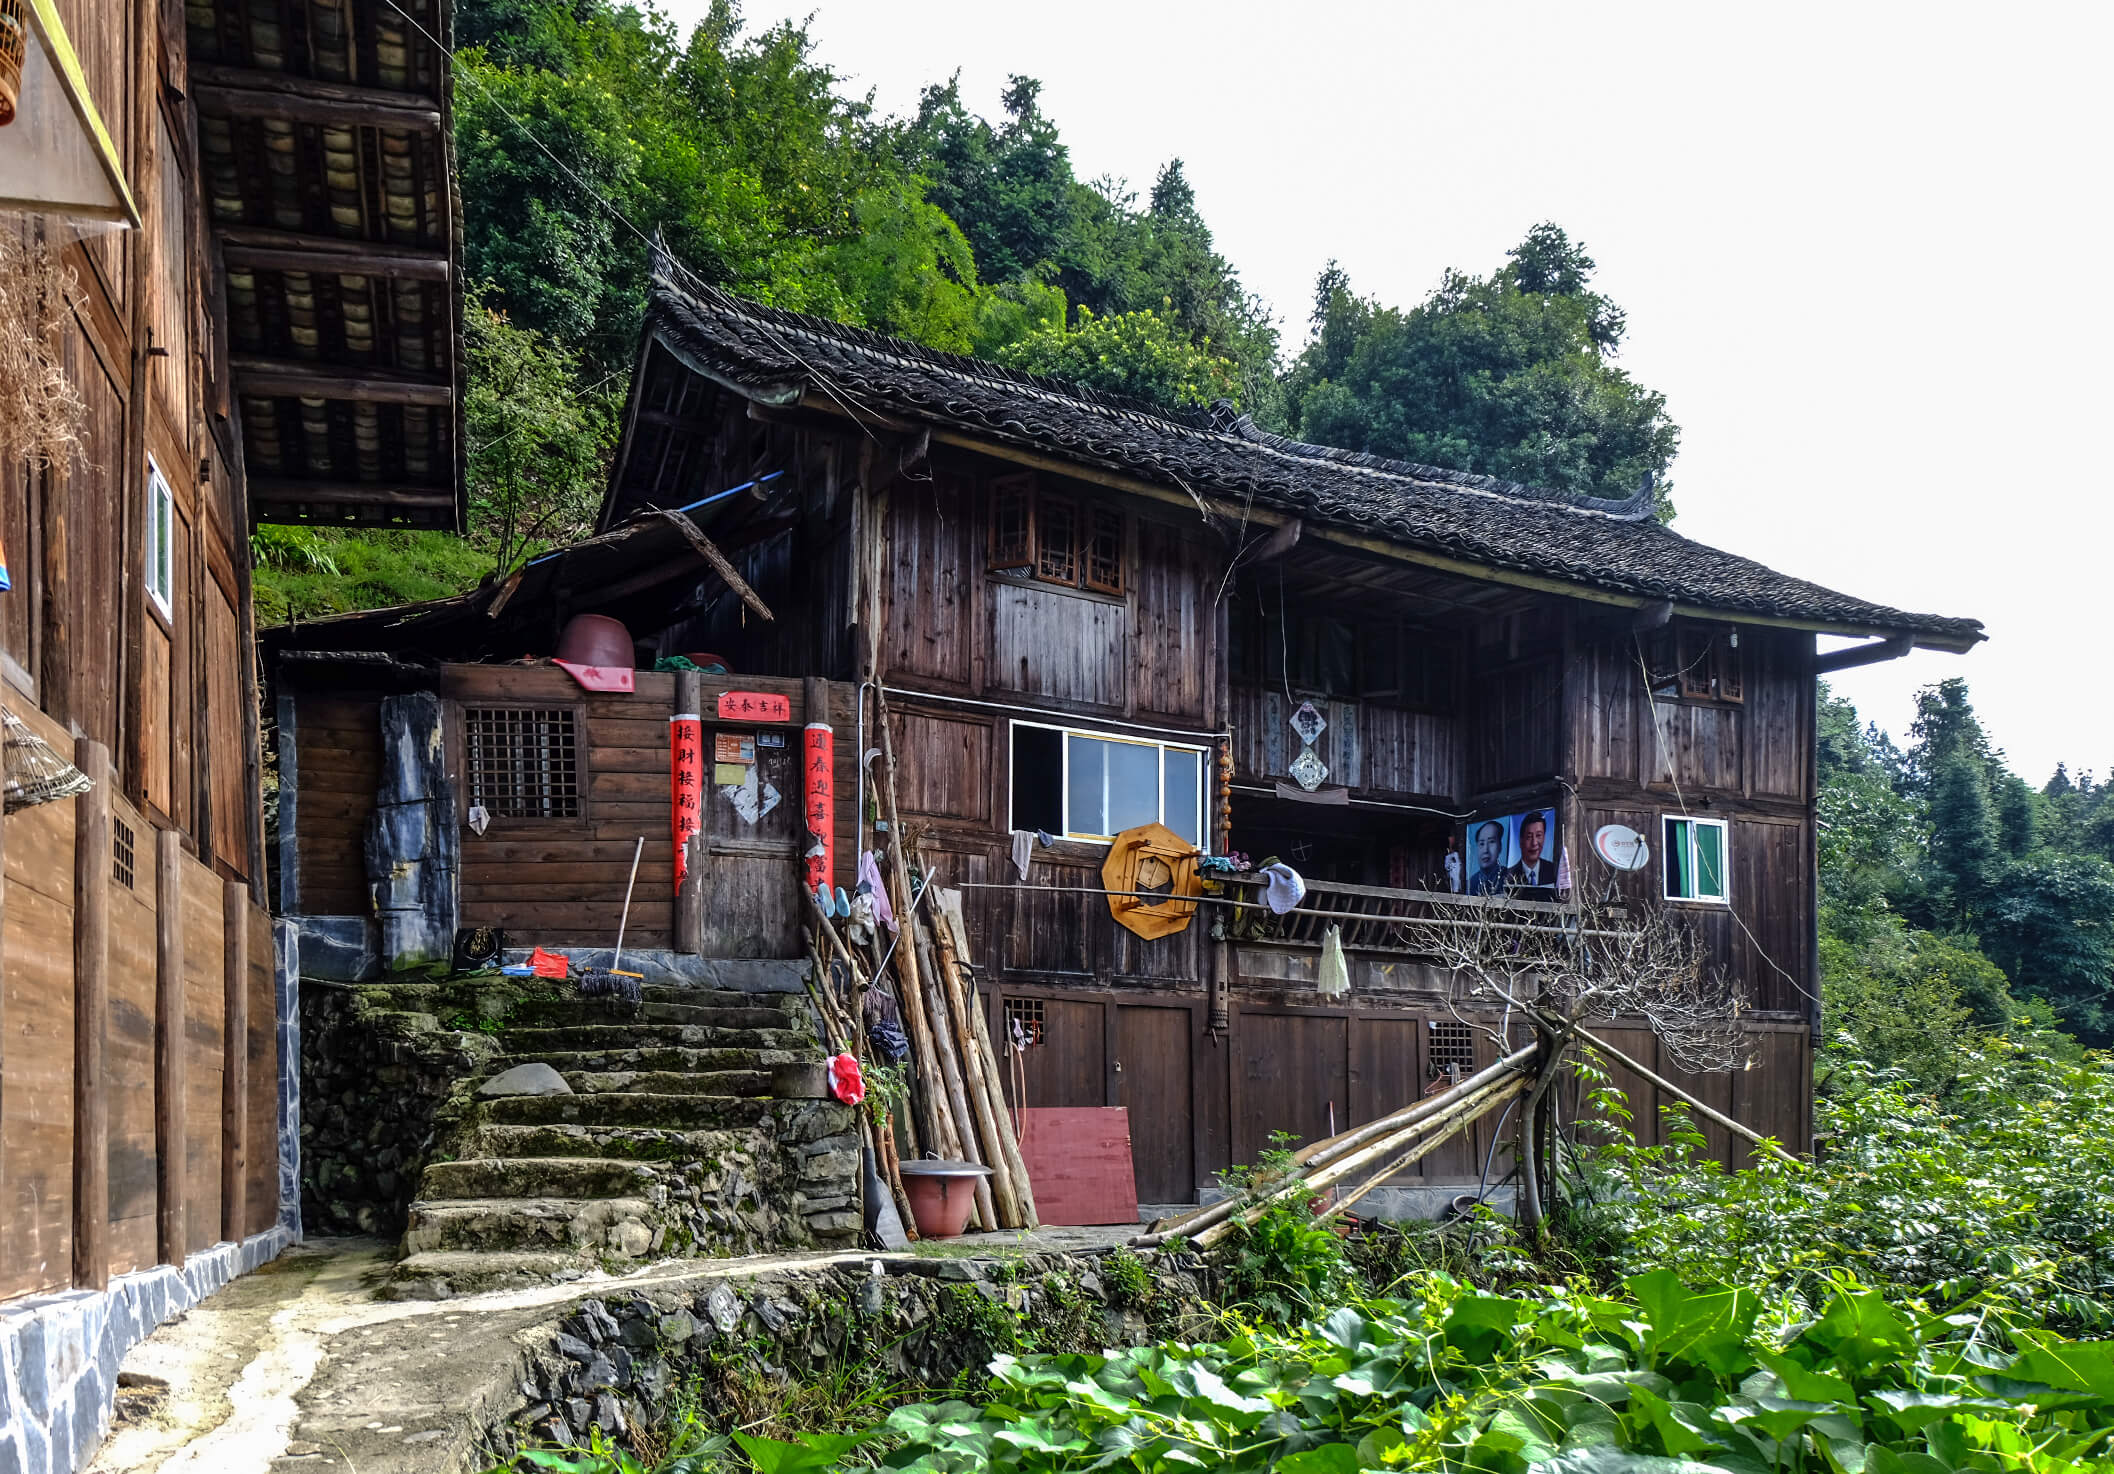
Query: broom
[[577, 837, 647, 1004]]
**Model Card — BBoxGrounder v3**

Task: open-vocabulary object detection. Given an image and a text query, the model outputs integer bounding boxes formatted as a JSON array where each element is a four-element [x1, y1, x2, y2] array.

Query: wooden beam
[[249, 479, 457, 509], [190, 66, 443, 131], [233, 358, 454, 406], [155, 828, 186, 1266], [221, 881, 249, 1243], [1813, 634, 1912, 675], [654, 509, 775, 622], [220, 233, 451, 282], [72, 740, 112, 1291]]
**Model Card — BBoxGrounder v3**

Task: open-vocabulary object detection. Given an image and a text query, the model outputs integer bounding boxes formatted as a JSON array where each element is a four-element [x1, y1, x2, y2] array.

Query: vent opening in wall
[[465, 707, 581, 820], [1003, 996, 1045, 1050], [1428, 1019, 1475, 1080], [112, 815, 136, 890]]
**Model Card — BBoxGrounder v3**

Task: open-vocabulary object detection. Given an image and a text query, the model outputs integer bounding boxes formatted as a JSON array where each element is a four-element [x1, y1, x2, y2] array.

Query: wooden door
[[1115, 1004, 1193, 1205], [1234, 1012, 1348, 1165]]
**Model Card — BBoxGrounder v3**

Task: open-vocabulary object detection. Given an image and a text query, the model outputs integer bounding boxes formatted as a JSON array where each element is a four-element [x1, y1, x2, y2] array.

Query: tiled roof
[[643, 265, 1983, 649]]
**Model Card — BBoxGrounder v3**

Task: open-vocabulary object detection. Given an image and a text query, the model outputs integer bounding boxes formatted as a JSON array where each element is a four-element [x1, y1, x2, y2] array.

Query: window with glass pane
[[1066, 733, 1156, 837], [145, 459, 174, 616], [1662, 816, 1729, 902], [1162, 747, 1202, 844]]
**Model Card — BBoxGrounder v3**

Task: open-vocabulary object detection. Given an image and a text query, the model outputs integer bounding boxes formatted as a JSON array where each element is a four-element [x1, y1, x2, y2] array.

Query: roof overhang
[[0, 0, 140, 227]]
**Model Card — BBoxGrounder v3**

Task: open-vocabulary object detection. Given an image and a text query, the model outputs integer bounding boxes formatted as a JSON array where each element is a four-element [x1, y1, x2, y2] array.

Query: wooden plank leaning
[[73, 739, 111, 1290]]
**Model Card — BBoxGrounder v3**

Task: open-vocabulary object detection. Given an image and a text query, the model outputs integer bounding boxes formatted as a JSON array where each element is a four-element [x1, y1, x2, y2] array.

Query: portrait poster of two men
[[1459, 808, 1561, 899]]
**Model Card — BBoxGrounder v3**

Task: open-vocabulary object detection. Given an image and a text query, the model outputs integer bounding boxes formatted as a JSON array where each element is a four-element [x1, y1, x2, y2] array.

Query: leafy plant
[[843, 1271, 2114, 1472]]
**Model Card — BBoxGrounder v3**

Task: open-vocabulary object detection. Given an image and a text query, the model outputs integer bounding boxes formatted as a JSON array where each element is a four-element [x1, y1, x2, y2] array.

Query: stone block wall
[[479, 1246, 1218, 1459], [300, 981, 504, 1237], [0, 1228, 292, 1474]]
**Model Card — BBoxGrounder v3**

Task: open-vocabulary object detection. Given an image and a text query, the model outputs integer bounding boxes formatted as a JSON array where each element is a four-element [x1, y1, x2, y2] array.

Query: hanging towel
[[1010, 828, 1035, 880], [1556, 844, 1573, 893], [1261, 861, 1307, 915], [1317, 924, 1350, 997], [859, 849, 897, 932]]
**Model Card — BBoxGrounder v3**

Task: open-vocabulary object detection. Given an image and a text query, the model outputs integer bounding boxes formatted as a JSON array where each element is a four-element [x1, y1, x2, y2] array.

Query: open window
[[1644, 620, 1743, 704], [144, 457, 174, 619], [987, 474, 1125, 596], [1010, 721, 1207, 847], [1662, 815, 1729, 903]]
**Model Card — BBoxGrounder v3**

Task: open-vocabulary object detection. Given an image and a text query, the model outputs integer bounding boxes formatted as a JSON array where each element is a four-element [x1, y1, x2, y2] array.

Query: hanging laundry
[[1317, 924, 1350, 997], [859, 849, 897, 932], [1261, 861, 1307, 915], [1009, 828, 1035, 880]]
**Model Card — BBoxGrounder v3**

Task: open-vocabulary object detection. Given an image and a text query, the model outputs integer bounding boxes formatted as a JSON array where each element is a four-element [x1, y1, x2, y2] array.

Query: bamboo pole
[[1329, 1082, 1529, 1217], [1572, 1025, 1805, 1169], [1192, 1073, 1531, 1249], [924, 865, 1034, 1227], [936, 893, 1038, 1227], [910, 905, 997, 1230], [1136, 1059, 1533, 1248]]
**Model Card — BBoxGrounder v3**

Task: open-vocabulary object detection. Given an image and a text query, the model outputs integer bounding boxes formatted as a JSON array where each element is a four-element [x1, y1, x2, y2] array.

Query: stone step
[[562, 1069, 771, 1097], [499, 950, 811, 996], [417, 1156, 657, 1201], [381, 1250, 592, 1302], [455, 1122, 756, 1163], [402, 1195, 659, 1256], [494, 1045, 801, 1075], [476, 1091, 774, 1131], [500, 1024, 810, 1054], [528, 999, 800, 1029]]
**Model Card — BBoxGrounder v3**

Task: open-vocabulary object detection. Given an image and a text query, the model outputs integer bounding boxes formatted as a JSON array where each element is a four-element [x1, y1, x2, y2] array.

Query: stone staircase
[[386, 959, 862, 1299]]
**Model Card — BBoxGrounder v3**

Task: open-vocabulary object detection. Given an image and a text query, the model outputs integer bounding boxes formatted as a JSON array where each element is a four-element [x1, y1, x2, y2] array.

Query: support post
[[221, 880, 249, 1241], [72, 739, 111, 1290], [155, 828, 187, 1264]]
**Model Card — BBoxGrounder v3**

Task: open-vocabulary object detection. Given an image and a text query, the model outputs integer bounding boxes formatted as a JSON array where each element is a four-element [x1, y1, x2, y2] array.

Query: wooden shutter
[[988, 474, 1035, 570], [1036, 496, 1078, 585], [1083, 506, 1123, 594]]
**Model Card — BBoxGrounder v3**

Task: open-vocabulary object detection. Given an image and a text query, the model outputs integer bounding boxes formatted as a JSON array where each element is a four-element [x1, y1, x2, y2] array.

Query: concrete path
[[83, 1220, 1157, 1473]]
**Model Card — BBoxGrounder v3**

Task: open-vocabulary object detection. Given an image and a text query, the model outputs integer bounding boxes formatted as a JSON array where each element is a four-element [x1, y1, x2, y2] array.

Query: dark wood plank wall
[[443, 665, 858, 954], [108, 795, 161, 1275], [290, 693, 383, 914], [1568, 626, 1816, 1014]]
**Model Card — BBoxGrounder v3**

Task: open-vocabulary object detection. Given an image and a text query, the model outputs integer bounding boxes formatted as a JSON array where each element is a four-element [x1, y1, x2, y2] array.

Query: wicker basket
[[0, 0, 26, 129]]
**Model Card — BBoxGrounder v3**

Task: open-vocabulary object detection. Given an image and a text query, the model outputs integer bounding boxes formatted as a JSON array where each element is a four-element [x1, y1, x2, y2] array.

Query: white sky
[[676, 0, 2112, 783]]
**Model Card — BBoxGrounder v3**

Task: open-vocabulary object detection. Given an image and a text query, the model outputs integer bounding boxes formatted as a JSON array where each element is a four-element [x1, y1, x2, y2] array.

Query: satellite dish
[[1593, 823, 1651, 871]]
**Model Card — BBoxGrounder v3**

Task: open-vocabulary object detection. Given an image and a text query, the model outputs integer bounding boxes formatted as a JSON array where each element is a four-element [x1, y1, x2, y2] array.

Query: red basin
[[897, 1161, 994, 1239]]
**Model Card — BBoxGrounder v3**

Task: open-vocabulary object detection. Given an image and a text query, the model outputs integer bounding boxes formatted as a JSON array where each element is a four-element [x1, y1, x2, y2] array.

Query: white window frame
[[144, 457, 174, 620], [1661, 814, 1730, 904], [1010, 719, 1210, 849]]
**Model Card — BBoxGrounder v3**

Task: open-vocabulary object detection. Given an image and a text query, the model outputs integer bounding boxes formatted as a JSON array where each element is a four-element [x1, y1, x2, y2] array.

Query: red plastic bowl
[[896, 1160, 994, 1239]]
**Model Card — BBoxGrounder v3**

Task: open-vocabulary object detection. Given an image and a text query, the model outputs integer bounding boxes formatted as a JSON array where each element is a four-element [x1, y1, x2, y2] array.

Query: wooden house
[[1, 0, 463, 1450], [268, 263, 1981, 1212]]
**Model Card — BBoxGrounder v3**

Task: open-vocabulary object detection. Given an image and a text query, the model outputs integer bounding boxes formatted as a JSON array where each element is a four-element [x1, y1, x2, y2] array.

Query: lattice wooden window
[[988, 474, 1035, 570], [1083, 507, 1124, 594], [1645, 621, 1744, 705], [1036, 497, 1078, 584], [465, 707, 581, 820], [1003, 996, 1045, 1050], [1428, 1019, 1476, 1080], [112, 816, 136, 891]]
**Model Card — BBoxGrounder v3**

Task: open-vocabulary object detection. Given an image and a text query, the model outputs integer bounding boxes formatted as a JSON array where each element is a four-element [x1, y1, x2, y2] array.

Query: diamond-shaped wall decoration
[[1289, 747, 1329, 792], [1290, 701, 1327, 746]]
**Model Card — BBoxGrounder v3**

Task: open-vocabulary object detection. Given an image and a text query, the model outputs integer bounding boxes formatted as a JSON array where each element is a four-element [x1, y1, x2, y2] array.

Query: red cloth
[[552, 659, 635, 692], [803, 720, 835, 892], [828, 1053, 865, 1106], [528, 946, 570, 979], [670, 715, 702, 894]]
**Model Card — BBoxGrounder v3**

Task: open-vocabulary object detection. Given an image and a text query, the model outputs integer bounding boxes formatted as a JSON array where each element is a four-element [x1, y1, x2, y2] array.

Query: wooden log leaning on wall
[[155, 829, 186, 1266], [221, 881, 249, 1242], [73, 740, 112, 1291]]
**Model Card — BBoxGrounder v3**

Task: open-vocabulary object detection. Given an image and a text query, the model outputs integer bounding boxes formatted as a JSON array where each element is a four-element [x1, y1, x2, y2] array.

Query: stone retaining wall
[[480, 1246, 1218, 1461], [0, 1227, 292, 1474], [300, 980, 505, 1237]]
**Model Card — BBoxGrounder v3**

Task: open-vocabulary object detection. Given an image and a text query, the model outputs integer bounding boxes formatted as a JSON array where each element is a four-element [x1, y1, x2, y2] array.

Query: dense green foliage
[[256, 0, 1707, 622], [1278, 228, 1679, 507], [1819, 679, 2114, 1049], [751, 1270, 2114, 1473]]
